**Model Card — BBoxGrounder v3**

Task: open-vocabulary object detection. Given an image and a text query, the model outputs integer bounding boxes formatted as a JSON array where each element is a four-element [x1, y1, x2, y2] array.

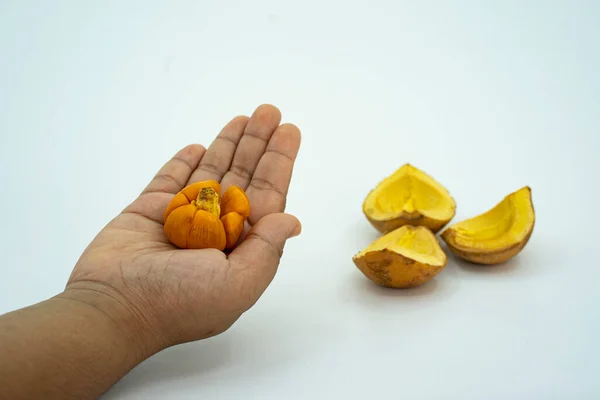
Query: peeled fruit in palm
[[441, 186, 535, 265], [362, 164, 456, 234], [352, 225, 447, 288]]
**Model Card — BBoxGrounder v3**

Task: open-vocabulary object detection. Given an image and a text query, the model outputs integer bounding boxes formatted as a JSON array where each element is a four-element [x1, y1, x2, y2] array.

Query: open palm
[[65, 105, 301, 353]]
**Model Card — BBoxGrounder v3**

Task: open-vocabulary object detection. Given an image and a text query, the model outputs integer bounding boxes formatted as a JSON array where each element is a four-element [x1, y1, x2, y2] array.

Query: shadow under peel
[[352, 272, 441, 297]]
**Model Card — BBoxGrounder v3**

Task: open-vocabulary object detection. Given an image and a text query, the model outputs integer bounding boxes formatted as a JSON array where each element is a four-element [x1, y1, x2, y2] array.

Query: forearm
[[0, 291, 155, 400]]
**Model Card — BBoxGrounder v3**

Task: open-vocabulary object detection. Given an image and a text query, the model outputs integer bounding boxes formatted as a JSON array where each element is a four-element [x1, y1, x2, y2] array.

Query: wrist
[[57, 281, 169, 362], [0, 288, 166, 399]]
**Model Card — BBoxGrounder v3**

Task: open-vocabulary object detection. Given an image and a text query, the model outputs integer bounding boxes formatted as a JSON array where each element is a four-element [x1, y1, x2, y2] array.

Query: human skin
[[0, 104, 302, 400]]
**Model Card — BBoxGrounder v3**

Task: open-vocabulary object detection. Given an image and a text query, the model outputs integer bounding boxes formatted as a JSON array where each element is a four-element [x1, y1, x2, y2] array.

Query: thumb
[[228, 213, 301, 305]]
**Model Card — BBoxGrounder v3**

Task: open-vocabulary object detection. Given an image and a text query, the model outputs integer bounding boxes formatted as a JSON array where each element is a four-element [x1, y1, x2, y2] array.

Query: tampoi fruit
[[352, 225, 448, 288], [163, 180, 251, 250], [362, 164, 456, 234], [441, 186, 535, 265]]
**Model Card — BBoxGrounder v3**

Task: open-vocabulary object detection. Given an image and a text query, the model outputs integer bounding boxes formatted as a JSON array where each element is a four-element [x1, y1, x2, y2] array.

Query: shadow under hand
[[104, 336, 233, 397], [104, 308, 321, 398]]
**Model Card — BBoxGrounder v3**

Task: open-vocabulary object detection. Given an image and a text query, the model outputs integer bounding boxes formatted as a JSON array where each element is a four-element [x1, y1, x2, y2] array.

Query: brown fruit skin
[[352, 249, 447, 288], [364, 211, 451, 235], [441, 224, 534, 265]]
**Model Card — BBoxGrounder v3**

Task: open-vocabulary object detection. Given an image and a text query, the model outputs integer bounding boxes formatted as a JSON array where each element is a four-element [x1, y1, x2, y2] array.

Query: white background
[[1, 1, 599, 399]]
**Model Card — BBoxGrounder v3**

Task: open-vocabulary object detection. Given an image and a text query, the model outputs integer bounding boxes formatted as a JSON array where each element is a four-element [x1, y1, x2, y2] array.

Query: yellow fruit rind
[[352, 225, 448, 288], [441, 227, 533, 265], [365, 213, 451, 235], [440, 187, 535, 265], [362, 164, 456, 234]]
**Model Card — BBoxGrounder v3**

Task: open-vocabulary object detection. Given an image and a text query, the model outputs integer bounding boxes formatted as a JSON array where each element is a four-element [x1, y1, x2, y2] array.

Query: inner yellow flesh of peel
[[364, 164, 454, 221], [450, 187, 534, 251], [357, 225, 446, 266]]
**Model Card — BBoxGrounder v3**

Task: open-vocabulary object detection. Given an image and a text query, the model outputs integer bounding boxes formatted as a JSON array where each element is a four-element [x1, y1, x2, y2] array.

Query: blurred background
[[1, 1, 598, 399]]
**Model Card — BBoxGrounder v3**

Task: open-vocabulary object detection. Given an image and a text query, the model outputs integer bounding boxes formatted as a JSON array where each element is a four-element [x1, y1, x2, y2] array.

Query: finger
[[142, 144, 206, 195], [187, 115, 249, 185], [125, 144, 205, 223], [245, 123, 301, 225], [228, 213, 301, 308], [219, 104, 282, 192], [121, 192, 174, 225]]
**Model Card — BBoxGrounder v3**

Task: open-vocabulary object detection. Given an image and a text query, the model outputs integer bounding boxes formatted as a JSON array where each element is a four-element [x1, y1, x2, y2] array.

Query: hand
[[64, 104, 302, 358]]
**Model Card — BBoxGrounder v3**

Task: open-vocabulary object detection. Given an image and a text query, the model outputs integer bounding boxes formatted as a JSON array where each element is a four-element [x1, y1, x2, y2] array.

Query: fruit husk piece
[[440, 186, 535, 265], [362, 164, 456, 234], [352, 225, 447, 288]]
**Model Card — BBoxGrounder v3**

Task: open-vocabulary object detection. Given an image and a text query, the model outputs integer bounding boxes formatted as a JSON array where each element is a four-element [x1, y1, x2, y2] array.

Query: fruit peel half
[[441, 186, 535, 265], [362, 164, 456, 234], [352, 225, 448, 288]]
